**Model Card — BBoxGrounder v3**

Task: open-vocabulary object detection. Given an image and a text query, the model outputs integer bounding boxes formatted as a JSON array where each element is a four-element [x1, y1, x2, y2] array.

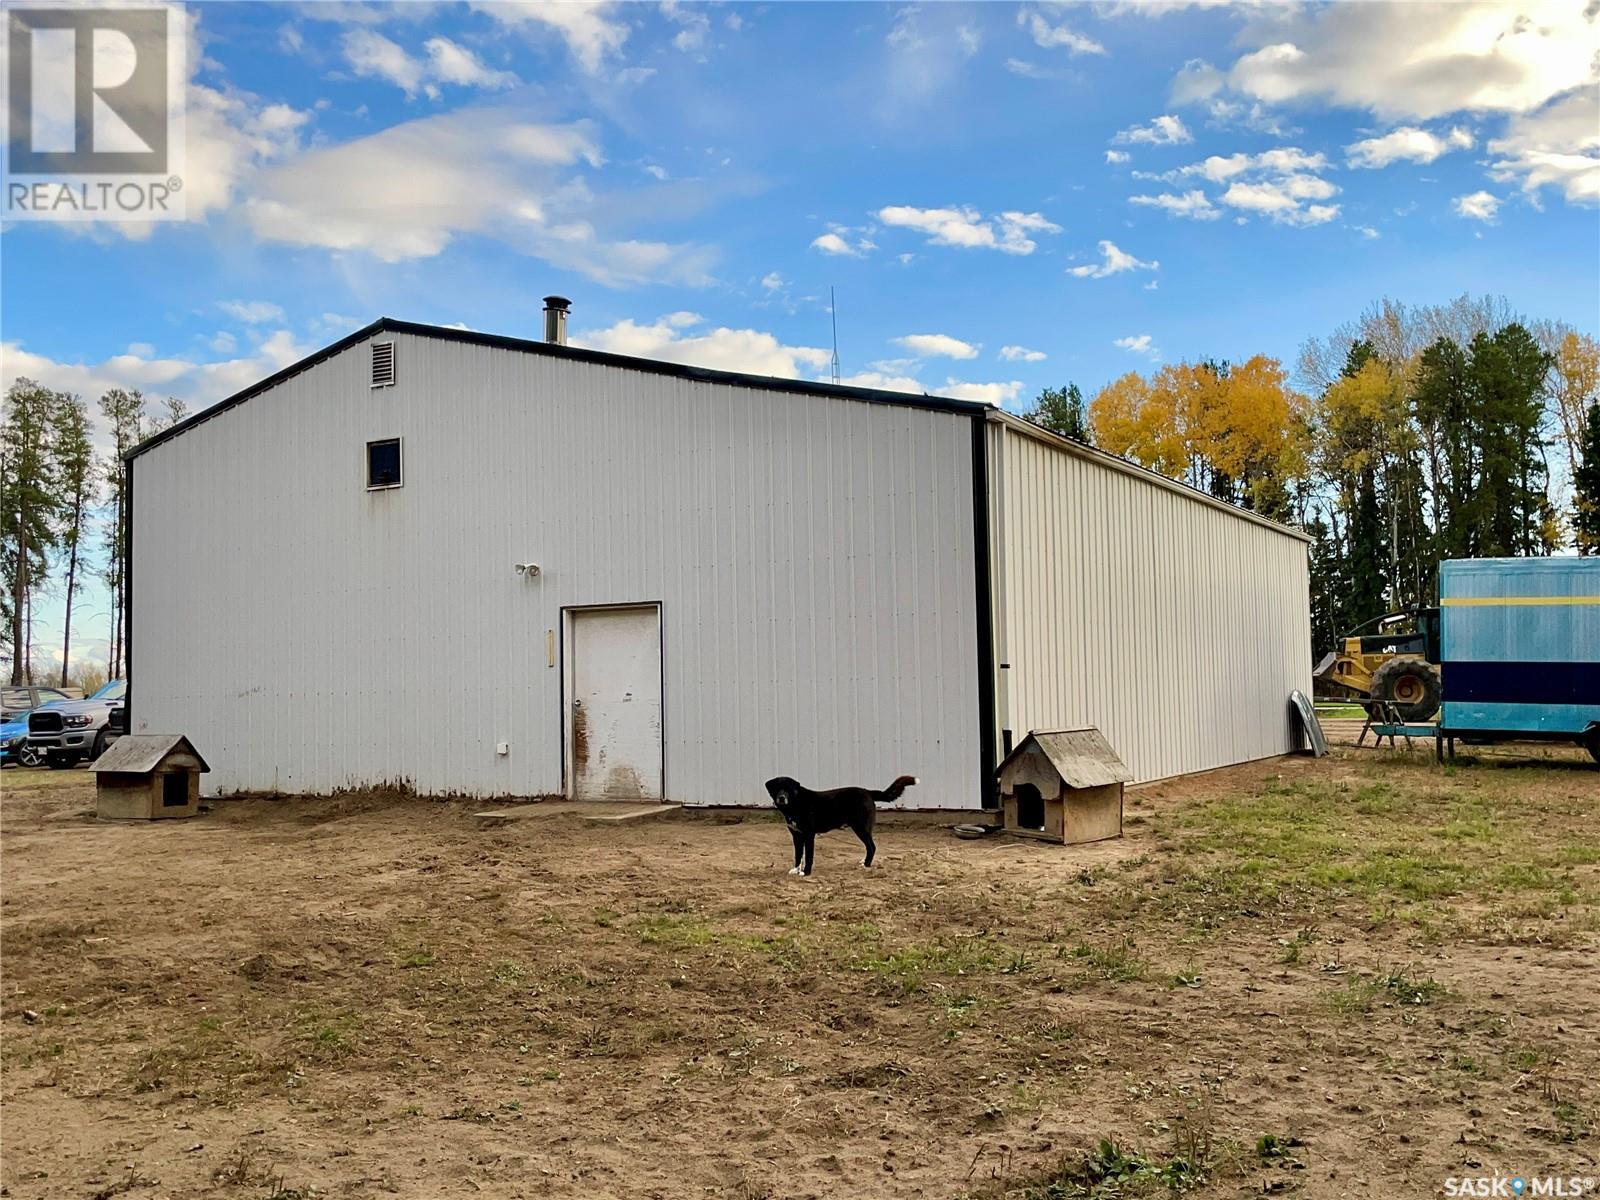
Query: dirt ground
[[2, 745, 1597, 1199]]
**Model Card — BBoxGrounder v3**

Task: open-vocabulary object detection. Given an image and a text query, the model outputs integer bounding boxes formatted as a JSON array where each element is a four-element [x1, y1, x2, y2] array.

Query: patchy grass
[[2, 750, 1595, 1198], [1141, 768, 1599, 936]]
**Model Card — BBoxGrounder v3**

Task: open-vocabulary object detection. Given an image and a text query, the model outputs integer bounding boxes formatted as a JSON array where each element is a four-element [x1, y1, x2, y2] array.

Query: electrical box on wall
[[496, 742, 509, 757]]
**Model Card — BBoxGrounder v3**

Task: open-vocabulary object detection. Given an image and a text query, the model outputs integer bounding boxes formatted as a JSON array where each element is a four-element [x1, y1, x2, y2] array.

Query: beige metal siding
[[992, 420, 1311, 783], [131, 333, 982, 806]]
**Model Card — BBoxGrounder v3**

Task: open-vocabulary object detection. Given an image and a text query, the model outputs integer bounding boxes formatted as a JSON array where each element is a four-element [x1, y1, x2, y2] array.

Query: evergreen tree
[[1346, 465, 1390, 625], [1410, 336, 1474, 563], [51, 393, 97, 687], [1306, 515, 1346, 651], [1466, 324, 1552, 556], [98, 387, 147, 679], [1025, 383, 1092, 443], [2, 379, 63, 684], [1575, 399, 1600, 556]]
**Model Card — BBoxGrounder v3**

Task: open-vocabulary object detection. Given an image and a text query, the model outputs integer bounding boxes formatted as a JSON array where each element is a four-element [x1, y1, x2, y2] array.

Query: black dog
[[764, 775, 917, 875]]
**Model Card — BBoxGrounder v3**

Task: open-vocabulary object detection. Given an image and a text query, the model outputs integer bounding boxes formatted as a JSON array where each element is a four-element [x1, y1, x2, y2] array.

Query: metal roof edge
[[987, 409, 1313, 545], [126, 316, 990, 462]]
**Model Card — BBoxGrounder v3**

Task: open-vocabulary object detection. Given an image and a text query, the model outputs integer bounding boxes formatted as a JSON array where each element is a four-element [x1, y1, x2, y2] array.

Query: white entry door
[[568, 605, 663, 801]]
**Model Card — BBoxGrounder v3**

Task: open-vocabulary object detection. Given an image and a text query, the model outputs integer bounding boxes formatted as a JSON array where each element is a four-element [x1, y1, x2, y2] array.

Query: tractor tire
[[1584, 726, 1600, 765], [1370, 657, 1442, 722]]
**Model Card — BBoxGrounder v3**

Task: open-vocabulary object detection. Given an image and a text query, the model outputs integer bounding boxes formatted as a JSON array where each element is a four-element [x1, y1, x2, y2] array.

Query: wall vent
[[371, 341, 396, 388]]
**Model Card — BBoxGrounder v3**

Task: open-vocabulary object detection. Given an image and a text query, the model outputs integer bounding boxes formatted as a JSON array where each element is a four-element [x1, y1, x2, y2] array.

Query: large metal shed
[[123, 314, 1311, 808]]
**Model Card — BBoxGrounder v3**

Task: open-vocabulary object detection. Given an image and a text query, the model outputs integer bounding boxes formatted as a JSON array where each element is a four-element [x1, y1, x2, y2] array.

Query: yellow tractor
[[1313, 607, 1443, 721]]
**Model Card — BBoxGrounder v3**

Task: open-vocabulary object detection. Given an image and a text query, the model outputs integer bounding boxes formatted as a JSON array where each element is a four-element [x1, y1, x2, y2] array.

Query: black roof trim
[[126, 317, 989, 462]]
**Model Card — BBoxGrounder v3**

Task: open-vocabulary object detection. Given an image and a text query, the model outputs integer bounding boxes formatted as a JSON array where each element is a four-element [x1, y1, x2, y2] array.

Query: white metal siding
[[131, 333, 983, 807], [991, 420, 1311, 784]]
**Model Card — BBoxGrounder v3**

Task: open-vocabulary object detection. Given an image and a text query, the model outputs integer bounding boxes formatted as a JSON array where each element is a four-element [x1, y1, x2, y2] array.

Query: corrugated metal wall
[[131, 332, 983, 806], [989, 417, 1311, 783]]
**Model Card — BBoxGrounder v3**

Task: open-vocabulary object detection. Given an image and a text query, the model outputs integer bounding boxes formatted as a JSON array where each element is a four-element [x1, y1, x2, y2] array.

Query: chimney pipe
[[542, 295, 570, 346]]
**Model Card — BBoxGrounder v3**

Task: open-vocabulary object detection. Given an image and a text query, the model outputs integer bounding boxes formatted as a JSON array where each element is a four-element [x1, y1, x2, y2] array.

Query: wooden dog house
[[90, 734, 209, 821], [997, 728, 1130, 844]]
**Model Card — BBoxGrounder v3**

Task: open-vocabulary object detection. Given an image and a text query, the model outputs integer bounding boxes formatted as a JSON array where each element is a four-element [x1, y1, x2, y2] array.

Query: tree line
[[1020, 295, 1599, 653], [0, 380, 186, 687]]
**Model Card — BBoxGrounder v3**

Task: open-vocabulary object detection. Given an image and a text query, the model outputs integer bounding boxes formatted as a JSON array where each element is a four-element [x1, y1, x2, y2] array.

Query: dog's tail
[[877, 775, 918, 804]]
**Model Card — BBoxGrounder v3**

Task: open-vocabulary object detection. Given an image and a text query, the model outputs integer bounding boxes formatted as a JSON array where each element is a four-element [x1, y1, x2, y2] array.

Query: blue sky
[[3, 0, 1599, 670]]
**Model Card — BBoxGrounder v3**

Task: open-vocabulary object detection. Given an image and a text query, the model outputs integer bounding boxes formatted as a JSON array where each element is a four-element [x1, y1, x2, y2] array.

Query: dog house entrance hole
[[1014, 784, 1045, 830], [162, 772, 188, 807]]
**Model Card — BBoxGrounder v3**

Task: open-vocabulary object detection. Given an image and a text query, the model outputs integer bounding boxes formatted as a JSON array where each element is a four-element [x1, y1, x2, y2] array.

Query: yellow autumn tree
[[1549, 330, 1599, 488], [1204, 356, 1311, 516], [1087, 372, 1150, 462], [1092, 356, 1308, 519]]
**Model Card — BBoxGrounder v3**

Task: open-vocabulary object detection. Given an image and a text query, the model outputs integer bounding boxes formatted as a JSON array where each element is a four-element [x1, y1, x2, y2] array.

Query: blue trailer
[[1436, 557, 1600, 763]]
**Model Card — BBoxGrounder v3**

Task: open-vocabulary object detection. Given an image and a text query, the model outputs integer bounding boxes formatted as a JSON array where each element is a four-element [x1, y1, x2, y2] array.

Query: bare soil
[[2, 746, 1596, 1199]]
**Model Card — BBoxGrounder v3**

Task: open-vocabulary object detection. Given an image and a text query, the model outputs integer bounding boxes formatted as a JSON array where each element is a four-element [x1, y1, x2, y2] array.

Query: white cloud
[[1161, 6, 1599, 214], [341, 30, 519, 98], [342, 30, 427, 96], [311, 313, 363, 337], [643, 163, 669, 180], [760, 272, 785, 292], [1200, 96, 1297, 137], [835, 370, 1023, 407], [1150, 146, 1327, 183], [569, 313, 1028, 414], [1453, 190, 1501, 222], [1138, 145, 1340, 226], [1112, 114, 1192, 146], [240, 107, 713, 286], [424, 37, 519, 90], [2, 332, 312, 445], [875, 205, 1061, 254], [1000, 345, 1047, 362], [573, 313, 830, 378], [1221, 178, 1340, 224], [661, 0, 710, 52], [1188, 2, 1597, 121], [1105, 149, 1130, 164], [218, 300, 285, 324], [811, 231, 873, 257], [1005, 58, 1066, 80], [1114, 334, 1161, 359], [942, 379, 1023, 405], [1488, 89, 1600, 206], [1068, 240, 1159, 278], [838, 370, 926, 394], [1129, 189, 1220, 220], [893, 334, 979, 360], [1019, 8, 1106, 56], [473, 1, 629, 74], [881, 5, 984, 113], [1345, 125, 1473, 169], [181, 84, 311, 232], [1355, 224, 1380, 239]]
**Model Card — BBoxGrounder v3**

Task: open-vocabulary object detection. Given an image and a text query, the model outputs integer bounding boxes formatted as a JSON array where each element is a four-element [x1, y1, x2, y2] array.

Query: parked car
[[26, 680, 127, 768], [1, 684, 78, 722], [1, 709, 47, 768]]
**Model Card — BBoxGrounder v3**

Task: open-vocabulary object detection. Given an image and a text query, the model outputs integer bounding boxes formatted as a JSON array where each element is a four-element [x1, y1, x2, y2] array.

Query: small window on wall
[[367, 438, 402, 490]]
